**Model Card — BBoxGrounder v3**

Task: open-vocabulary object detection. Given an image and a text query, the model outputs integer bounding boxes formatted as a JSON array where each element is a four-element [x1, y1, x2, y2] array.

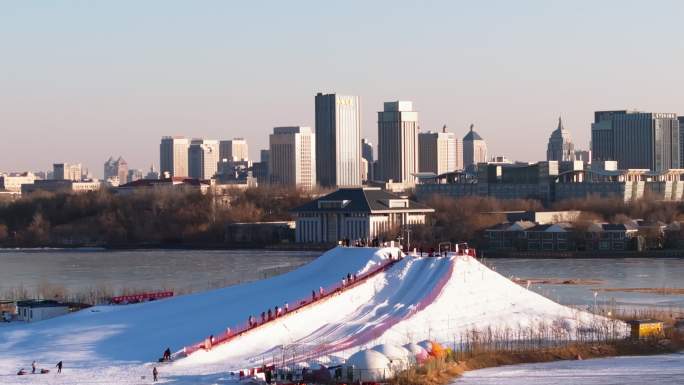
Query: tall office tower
[[546, 117, 575, 162], [377, 101, 419, 184], [188, 139, 219, 179], [315, 93, 362, 187], [260, 149, 270, 163], [145, 164, 160, 180], [268, 126, 316, 190], [127, 169, 144, 183], [361, 139, 374, 181], [463, 124, 488, 170], [454, 135, 464, 170], [160, 136, 190, 177], [104, 156, 129, 183], [679, 117, 684, 168], [219, 138, 249, 162], [419, 128, 458, 174], [592, 110, 680, 171], [53, 163, 82, 181], [575, 149, 592, 164]]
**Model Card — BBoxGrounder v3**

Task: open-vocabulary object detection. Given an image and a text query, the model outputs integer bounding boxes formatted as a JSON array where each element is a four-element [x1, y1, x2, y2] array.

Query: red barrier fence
[[177, 248, 477, 359], [179, 253, 404, 358], [110, 291, 173, 304]]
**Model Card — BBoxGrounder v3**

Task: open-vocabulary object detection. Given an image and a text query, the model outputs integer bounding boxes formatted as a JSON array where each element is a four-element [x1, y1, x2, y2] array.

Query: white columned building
[[292, 187, 434, 243]]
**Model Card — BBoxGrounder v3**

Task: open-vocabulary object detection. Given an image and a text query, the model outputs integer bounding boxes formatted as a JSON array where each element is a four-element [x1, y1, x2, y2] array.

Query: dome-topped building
[[546, 116, 575, 162], [463, 124, 488, 169]]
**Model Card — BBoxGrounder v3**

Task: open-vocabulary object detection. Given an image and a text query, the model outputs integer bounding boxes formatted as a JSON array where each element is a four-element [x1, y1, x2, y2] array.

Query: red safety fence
[[179, 252, 405, 358], [110, 291, 174, 304]]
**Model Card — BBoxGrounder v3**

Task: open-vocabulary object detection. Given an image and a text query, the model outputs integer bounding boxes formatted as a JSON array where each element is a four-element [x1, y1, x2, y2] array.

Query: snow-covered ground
[[455, 353, 684, 385], [0, 247, 619, 384]]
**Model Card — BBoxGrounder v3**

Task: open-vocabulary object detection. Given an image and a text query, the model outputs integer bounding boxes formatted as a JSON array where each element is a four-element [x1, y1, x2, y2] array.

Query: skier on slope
[[31, 361, 36, 374], [56, 361, 63, 374], [153, 366, 158, 382]]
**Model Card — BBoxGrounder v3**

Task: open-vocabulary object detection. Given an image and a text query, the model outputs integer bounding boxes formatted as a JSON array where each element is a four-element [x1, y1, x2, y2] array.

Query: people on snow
[[153, 366, 158, 382], [56, 361, 63, 373]]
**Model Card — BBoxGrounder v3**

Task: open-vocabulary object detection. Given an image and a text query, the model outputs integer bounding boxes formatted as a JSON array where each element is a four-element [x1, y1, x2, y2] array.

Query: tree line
[[0, 186, 321, 247]]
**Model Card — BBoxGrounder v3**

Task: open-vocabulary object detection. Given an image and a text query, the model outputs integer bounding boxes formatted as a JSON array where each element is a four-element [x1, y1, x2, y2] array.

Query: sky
[[2, 0, 684, 177]]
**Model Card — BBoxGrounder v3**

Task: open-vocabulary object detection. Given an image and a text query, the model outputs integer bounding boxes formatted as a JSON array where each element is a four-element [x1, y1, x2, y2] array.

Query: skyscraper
[[419, 128, 458, 174], [315, 93, 362, 187], [219, 138, 249, 162], [546, 117, 575, 162], [377, 101, 419, 185], [269, 126, 316, 190], [361, 138, 374, 181], [160, 136, 189, 177], [463, 124, 488, 170], [188, 139, 219, 179], [104, 156, 129, 184], [592, 110, 680, 171], [679, 116, 684, 168], [53, 163, 82, 181]]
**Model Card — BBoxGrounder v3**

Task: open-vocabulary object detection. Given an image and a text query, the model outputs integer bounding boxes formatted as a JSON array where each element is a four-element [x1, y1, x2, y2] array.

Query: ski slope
[[0, 247, 619, 384]]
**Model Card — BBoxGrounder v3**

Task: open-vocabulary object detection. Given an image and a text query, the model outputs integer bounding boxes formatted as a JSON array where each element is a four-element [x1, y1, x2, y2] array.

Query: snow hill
[[0, 247, 617, 384]]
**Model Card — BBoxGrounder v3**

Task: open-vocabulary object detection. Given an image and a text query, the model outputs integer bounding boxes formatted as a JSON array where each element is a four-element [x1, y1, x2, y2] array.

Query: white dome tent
[[371, 343, 414, 369], [345, 349, 393, 381]]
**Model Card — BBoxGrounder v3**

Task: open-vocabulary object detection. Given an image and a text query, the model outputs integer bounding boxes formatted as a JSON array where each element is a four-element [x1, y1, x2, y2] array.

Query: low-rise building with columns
[[292, 187, 434, 243]]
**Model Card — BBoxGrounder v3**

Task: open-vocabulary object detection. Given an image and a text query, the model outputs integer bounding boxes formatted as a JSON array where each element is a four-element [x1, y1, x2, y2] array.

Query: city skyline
[[2, 1, 684, 176]]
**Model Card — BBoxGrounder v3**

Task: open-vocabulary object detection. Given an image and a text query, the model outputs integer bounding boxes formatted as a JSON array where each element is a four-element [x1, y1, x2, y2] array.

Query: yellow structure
[[627, 319, 663, 339]]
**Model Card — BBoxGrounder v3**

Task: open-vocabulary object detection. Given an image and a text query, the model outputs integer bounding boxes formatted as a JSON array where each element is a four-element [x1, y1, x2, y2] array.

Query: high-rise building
[[575, 150, 592, 164], [104, 156, 129, 184], [377, 101, 419, 185], [315, 93, 362, 187], [188, 139, 219, 179], [679, 117, 684, 168], [419, 127, 458, 175], [463, 124, 488, 170], [219, 138, 249, 162], [53, 163, 82, 181], [268, 126, 316, 190], [454, 135, 464, 170], [592, 110, 680, 171], [145, 164, 159, 180], [260, 149, 270, 163], [361, 139, 374, 181], [546, 117, 575, 162], [127, 169, 144, 183], [160, 136, 189, 177]]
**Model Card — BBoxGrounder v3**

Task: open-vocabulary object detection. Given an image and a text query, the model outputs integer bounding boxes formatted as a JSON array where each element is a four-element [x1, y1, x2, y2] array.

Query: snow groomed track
[[0, 247, 619, 385]]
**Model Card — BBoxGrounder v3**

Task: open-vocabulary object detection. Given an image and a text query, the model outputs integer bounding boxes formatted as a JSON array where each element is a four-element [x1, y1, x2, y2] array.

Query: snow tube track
[[266, 256, 455, 364]]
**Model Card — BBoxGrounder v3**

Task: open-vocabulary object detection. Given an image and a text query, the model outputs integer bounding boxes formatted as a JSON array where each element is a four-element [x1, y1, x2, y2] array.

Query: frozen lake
[[0, 249, 319, 297], [1, 249, 683, 308], [487, 258, 684, 308]]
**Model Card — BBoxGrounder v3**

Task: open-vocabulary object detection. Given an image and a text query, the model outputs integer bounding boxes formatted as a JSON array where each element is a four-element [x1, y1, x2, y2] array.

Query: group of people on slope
[[17, 360, 62, 376], [248, 301, 290, 328]]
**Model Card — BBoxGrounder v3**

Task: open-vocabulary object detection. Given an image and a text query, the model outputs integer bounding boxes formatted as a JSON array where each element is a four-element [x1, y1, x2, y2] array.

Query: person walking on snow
[[56, 361, 62, 374], [153, 366, 158, 382], [284, 302, 289, 313], [31, 361, 36, 374]]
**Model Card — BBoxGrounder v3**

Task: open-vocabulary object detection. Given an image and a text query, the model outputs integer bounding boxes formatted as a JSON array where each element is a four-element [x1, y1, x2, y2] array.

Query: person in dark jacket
[[163, 347, 171, 361], [56, 361, 63, 373], [153, 366, 158, 382]]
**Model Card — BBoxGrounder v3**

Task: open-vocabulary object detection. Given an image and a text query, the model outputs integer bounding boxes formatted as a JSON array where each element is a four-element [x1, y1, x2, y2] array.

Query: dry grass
[[391, 332, 684, 385]]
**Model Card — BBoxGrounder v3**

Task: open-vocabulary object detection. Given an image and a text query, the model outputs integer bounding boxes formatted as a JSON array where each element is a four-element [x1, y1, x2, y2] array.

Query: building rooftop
[[293, 188, 434, 213], [16, 300, 68, 308], [463, 124, 483, 141]]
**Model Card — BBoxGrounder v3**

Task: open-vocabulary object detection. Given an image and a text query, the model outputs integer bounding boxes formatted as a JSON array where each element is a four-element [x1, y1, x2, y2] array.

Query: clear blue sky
[[2, 1, 684, 176]]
